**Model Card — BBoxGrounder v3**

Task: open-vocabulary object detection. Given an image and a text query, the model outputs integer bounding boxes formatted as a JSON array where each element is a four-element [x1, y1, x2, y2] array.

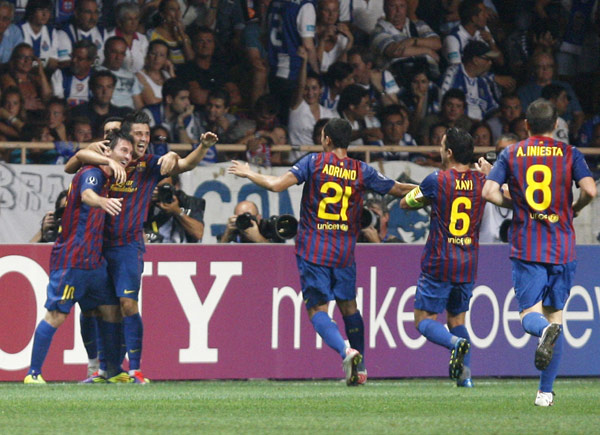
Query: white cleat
[[342, 348, 362, 386], [534, 390, 555, 407]]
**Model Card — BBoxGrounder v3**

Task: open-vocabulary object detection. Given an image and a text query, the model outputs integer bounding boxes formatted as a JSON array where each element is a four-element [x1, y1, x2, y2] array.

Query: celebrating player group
[[26, 99, 596, 407]]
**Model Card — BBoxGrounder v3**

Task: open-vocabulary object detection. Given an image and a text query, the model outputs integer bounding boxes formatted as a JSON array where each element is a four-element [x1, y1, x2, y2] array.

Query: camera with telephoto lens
[[485, 151, 497, 164], [235, 212, 298, 241], [360, 207, 380, 231], [157, 183, 176, 204], [43, 205, 66, 242]]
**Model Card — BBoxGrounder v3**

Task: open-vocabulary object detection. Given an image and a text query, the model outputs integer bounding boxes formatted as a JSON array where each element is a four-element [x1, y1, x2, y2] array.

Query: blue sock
[[539, 332, 563, 392], [417, 318, 454, 350], [450, 325, 471, 368], [119, 323, 127, 364], [123, 313, 143, 371], [80, 313, 98, 360], [343, 311, 365, 358], [522, 312, 549, 337], [29, 320, 57, 375], [311, 311, 347, 359], [97, 319, 122, 376]]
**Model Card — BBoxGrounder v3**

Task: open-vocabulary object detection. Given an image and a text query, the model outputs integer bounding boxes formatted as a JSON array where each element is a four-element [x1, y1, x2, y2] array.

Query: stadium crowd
[[0, 0, 599, 178]]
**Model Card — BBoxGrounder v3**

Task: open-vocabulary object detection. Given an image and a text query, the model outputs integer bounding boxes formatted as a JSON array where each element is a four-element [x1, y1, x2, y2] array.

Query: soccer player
[[24, 132, 133, 384], [228, 118, 416, 385], [400, 127, 488, 387], [65, 111, 217, 383], [483, 98, 596, 406]]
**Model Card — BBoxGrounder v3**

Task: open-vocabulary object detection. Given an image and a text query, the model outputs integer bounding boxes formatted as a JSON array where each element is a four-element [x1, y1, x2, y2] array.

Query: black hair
[[90, 69, 117, 89], [379, 104, 405, 124], [9, 43, 33, 63], [323, 61, 354, 88], [312, 117, 331, 144], [55, 190, 68, 210], [104, 35, 127, 56], [121, 110, 151, 134], [441, 88, 466, 106], [323, 118, 352, 149], [444, 127, 474, 164], [337, 84, 369, 116], [102, 116, 123, 132], [208, 88, 231, 108], [147, 39, 170, 56], [526, 98, 557, 135], [541, 83, 567, 101], [73, 39, 97, 60], [162, 77, 189, 103], [347, 46, 374, 66], [24, 0, 52, 22], [105, 129, 135, 150], [459, 0, 483, 25], [429, 122, 448, 140], [254, 94, 280, 116]]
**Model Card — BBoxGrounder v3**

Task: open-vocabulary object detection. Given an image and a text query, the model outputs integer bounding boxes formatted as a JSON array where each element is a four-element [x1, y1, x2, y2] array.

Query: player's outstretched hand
[[228, 160, 252, 178], [158, 151, 180, 175], [475, 157, 493, 176], [101, 197, 123, 216], [88, 140, 109, 155], [107, 159, 127, 185], [200, 131, 218, 149]]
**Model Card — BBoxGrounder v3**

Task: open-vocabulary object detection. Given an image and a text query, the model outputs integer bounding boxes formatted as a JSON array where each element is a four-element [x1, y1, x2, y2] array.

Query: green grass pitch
[[2, 378, 599, 433]]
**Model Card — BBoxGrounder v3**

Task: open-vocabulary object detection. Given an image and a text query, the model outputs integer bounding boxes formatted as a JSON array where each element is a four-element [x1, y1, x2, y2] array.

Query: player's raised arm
[[64, 141, 109, 174], [65, 143, 127, 185], [389, 181, 419, 198], [167, 132, 219, 175], [81, 189, 124, 216], [228, 160, 299, 192]]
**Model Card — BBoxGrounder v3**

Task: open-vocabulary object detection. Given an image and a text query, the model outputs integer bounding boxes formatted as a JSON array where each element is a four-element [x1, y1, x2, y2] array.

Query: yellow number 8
[[525, 164, 552, 211]]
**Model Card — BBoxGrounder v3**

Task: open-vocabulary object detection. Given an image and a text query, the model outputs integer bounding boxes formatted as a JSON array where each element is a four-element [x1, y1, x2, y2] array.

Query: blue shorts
[[414, 273, 474, 315], [296, 256, 356, 310], [511, 259, 576, 311], [104, 244, 144, 300], [45, 264, 112, 313]]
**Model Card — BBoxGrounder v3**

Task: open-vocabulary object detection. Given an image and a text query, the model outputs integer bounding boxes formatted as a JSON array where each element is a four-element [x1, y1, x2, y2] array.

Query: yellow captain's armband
[[405, 186, 424, 209]]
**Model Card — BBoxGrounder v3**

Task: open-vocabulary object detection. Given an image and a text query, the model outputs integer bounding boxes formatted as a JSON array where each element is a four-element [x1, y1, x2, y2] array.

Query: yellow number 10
[[318, 182, 352, 221], [449, 197, 471, 236], [525, 164, 552, 211]]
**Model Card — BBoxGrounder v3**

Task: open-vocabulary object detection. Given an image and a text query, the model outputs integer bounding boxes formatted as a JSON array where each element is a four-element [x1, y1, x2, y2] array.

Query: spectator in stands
[[137, 40, 175, 106], [371, 0, 441, 80], [227, 93, 281, 142], [439, 40, 501, 121], [320, 61, 355, 111], [147, 0, 194, 65], [486, 93, 522, 143], [349, 0, 385, 38], [470, 121, 492, 148], [312, 117, 330, 146], [316, 0, 353, 72], [443, 0, 503, 66], [0, 43, 52, 114], [107, 3, 149, 74], [51, 40, 96, 106], [289, 47, 335, 158], [0, 1, 24, 64], [399, 65, 440, 137], [97, 36, 144, 109], [70, 70, 133, 139], [242, 0, 269, 106], [541, 83, 570, 142], [509, 114, 528, 140], [582, 123, 600, 179], [19, 0, 59, 73], [176, 27, 234, 106], [102, 116, 123, 138], [10, 120, 57, 164], [148, 124, 170, 156], [517, 50, 585, 137], [0, 86, 25, 141], [347, 47, 399, 109], [47, 97, 68, 141], [68, 116, 93, 143], [373, 103, 417, 160], [267, 0, 319, 123], [143, 77, 201, 144], [338, 83, 382, 145], [56, 0, 107, 67], [219, 200, 271, 243], [418, 88, 472, 144], [197, 88, 237, 140], [358, 197, 404, 243]]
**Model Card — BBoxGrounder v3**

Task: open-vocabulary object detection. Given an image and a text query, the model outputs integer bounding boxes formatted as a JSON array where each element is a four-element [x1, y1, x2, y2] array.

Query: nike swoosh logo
[[124, 290, 137, 294], [129, 349, 140, 353]]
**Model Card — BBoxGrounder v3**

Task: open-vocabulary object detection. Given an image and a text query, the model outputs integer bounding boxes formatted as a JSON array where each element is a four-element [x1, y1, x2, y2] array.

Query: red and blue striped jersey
[[487, 136, 592, 264], [420, 168, 487, 283], [50, 165, 108, 271], [290, 152, 395, 267], [104, 154, 164, 247]]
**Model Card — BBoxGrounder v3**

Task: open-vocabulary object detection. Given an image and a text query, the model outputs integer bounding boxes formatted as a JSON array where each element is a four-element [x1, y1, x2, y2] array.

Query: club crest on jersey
[[136, 161, 147, 172], [86, 176, 98, 185]]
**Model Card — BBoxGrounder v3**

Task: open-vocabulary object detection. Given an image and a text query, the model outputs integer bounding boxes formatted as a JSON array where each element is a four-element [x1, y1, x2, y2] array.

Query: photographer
[[144, 174, 205, 243], [30, 190, 68, 243], [219, 200, 271, 243], [358, 197, 404, 243]]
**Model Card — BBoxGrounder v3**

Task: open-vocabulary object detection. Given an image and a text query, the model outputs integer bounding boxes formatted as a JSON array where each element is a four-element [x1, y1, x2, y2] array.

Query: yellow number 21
[[318, 182, 352, 221]]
